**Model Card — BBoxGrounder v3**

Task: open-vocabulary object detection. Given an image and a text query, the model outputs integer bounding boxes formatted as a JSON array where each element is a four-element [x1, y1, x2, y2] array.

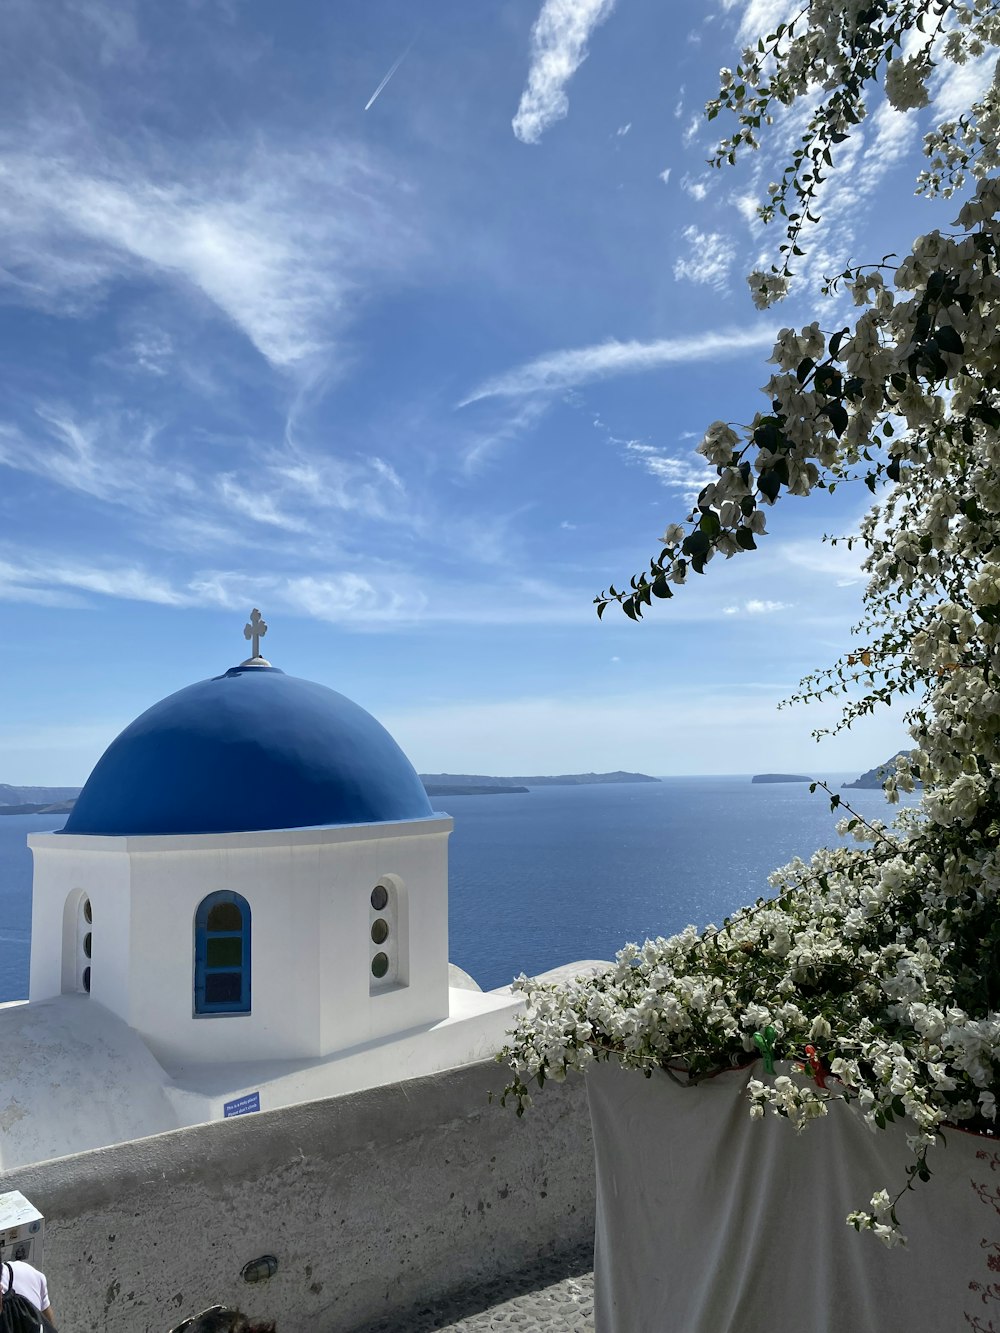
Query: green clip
[[754, 1025, 777, 1075]]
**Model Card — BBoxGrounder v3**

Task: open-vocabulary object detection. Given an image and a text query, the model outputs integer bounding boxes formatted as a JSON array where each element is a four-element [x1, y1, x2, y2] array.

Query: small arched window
[[194, 892, 251, 1015]]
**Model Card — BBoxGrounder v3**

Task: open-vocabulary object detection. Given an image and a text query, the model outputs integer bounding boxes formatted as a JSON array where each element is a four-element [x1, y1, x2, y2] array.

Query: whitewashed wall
[[0, 1060, 594, 1333], [29, 819, 451, 1067]]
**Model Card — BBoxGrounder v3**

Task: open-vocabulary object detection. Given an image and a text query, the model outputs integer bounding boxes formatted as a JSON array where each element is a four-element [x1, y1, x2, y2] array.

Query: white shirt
[[1, 1259, 50, 1312]]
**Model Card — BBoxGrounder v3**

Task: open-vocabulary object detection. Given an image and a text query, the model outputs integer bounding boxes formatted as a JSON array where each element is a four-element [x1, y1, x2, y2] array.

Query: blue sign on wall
[[224, 1091, 260, 1118]]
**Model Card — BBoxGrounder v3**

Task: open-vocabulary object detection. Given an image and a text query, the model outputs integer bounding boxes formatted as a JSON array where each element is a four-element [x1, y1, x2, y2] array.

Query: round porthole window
[[83, 898, 93, 924], [371, 952, 389, 979], [371, 885, 388, 911], [371, 918, 389, 945], [82, 966, 91, 994], [83, 932, 92, 959]]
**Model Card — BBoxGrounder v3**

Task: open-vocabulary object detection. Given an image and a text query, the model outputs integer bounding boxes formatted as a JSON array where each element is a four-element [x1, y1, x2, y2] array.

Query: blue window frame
[[194, 891, 251, 1015]]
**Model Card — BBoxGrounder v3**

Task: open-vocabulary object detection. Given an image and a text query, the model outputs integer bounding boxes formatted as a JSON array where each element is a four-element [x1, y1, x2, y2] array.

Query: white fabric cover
[[587, 1059, 1000, 1333]]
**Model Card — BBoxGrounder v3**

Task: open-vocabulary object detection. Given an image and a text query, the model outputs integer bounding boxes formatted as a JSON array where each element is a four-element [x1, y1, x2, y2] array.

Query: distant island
[[751, 773, 812, 784], [0, 784, 81, 816], [843, 750, 919, 790], [422, 783, 530, 796], [419, 771, 659, 796]]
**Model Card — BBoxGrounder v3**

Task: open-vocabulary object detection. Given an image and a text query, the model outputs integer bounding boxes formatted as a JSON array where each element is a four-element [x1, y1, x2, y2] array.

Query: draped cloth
[[586, 1059, 1000, 1333]]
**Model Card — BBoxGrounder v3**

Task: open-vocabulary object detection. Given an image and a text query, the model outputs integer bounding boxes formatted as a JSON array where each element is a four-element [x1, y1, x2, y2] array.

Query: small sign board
[[223, 1091, 260, 1118], [0, 1191, 44, 1266]]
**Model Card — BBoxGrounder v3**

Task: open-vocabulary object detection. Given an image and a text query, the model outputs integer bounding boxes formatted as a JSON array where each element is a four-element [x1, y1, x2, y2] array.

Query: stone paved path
[[353, 1245, 595, 1332]]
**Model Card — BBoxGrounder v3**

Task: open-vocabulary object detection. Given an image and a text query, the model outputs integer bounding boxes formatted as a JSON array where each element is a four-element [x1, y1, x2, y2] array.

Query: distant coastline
[[419, 771, 659, 796], [842, 750, 919, 789], [750, 773, 811, 785], [0, 784, 80, 817], [0, 772, 660, 813]]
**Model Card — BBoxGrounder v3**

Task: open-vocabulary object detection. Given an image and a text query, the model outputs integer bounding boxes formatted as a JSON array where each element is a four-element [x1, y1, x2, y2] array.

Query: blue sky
[[1, 0, 990, 783]]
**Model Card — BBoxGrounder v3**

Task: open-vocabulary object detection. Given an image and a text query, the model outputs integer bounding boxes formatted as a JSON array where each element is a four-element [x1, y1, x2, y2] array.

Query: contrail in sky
[[364, 37, 417, 111]]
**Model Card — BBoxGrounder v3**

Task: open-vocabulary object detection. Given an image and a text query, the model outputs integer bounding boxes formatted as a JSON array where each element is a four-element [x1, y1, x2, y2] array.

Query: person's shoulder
[[9, 1260, 46, 1281], [6, 1259, 47, 1302]]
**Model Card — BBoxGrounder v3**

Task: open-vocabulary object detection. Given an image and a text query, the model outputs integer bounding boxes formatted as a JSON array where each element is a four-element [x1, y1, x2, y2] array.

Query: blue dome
[[63, 665, 435, 836]]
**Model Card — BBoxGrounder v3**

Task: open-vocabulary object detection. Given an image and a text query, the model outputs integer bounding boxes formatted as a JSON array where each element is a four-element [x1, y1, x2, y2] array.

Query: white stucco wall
[[0, 1059, 595, 1333], [29, 818, 451, 1067], [0, 997, 179, 1171]]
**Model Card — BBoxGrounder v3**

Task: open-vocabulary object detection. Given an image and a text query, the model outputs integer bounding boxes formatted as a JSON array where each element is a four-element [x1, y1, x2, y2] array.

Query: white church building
[[1, 614, 547, 1171]]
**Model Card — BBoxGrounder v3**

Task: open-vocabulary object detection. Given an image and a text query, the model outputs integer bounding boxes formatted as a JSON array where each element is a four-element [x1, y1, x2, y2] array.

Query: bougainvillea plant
[[502, 0, 1000, 1243]]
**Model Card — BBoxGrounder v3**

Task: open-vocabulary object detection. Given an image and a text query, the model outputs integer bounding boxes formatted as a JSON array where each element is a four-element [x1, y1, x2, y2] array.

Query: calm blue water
[[0, 777, 914, 1000]]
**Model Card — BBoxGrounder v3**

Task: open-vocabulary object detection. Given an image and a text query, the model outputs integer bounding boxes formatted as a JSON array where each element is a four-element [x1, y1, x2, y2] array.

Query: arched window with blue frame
[[194, 891, 251, 1015]]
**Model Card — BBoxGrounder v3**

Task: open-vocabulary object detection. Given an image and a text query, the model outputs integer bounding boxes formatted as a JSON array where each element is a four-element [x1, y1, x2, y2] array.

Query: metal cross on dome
[[243, 608, 268, 659]]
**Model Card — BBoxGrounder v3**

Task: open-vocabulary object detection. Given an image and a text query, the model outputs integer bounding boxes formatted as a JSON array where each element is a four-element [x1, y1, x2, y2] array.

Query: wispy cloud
[[0, 552, 190, 606], [673, 225, 737, 290], [622, 441, 715, 500], [512, 0, 617, 144], [460, 325, 775, 404], [719, 0, 799, 45], [0, 407, 192, 512], [0, 136, 417, 370], [459, 399, 550, 473]]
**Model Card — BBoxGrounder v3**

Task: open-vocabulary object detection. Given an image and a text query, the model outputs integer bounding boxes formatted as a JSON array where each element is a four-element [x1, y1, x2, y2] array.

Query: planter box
[[587, 1059, 999, 1333]]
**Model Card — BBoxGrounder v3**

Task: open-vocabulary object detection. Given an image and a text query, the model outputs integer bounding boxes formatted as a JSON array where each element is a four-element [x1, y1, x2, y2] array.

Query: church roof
[[63, 664, 434, 836]]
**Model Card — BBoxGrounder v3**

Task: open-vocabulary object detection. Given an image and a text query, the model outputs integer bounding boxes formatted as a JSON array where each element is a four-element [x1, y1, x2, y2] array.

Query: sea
[[0, 774, 918, 1000]]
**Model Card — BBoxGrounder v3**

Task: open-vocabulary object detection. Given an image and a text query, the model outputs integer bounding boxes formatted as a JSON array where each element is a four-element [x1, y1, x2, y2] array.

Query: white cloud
[[458, 398, 550, 473], [0, 408, 192, 512], [616, 122, 631, 137], [778, 538, 866, 586], [0, 138, 416, 369], [217, 475, 311, 533], [673, 225, 737, 290], [0, 553, 189, 606], [460, 325, 775, 404], [682, 114, 701, 146], [623, 442, 715, 500], [681, 176, 709, 201], [733, 191, 761, 225], [512, 0, 618, 144], [658, 167, 672, 185], [722, 600, 789, 615], [929, 49, 997, 119], [720, 0, 799, 45]]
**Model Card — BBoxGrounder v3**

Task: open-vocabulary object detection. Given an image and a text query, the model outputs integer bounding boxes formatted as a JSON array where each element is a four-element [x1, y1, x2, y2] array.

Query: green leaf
[[828, 327, 849, 358], [935, 325, 964, 355], [735, 528, 757, 550], [682, 529, 711, 558], [753, 419, 782, 451], [758, 470, 781, 503], [699, 511, 721, 539], [825, 402, 849, 437]]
